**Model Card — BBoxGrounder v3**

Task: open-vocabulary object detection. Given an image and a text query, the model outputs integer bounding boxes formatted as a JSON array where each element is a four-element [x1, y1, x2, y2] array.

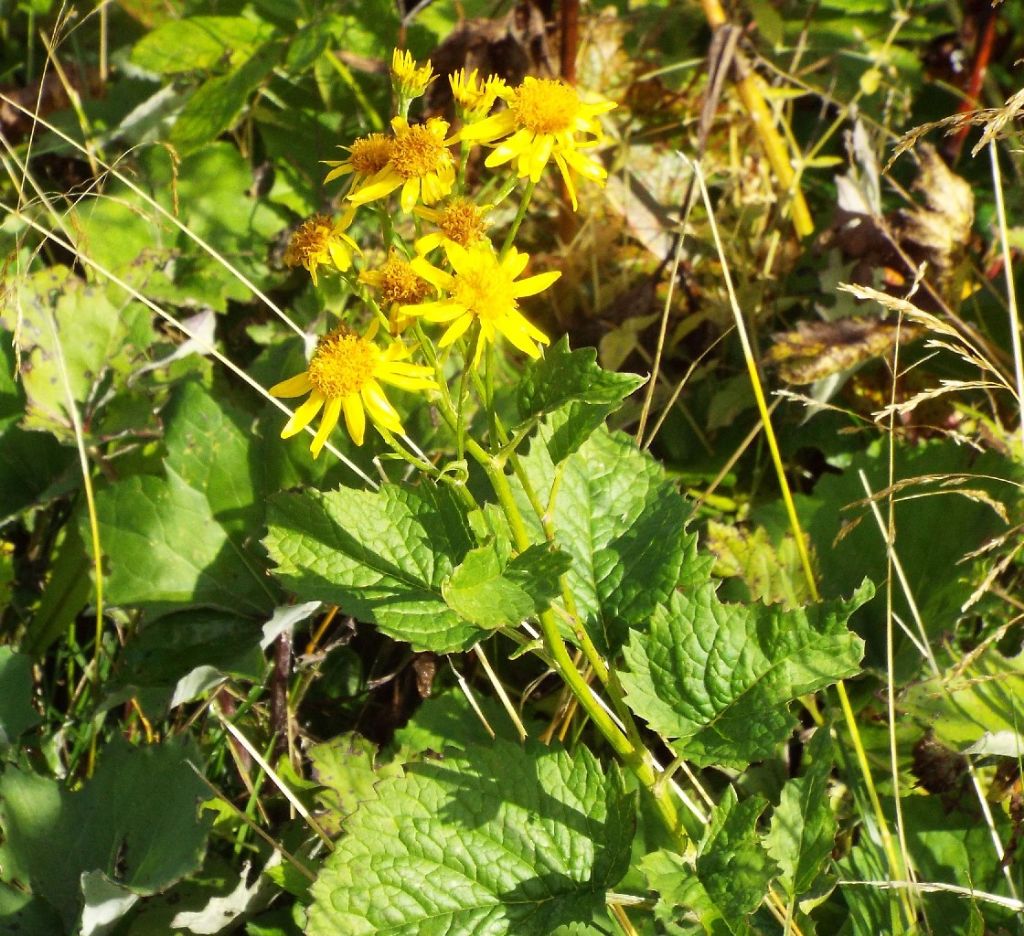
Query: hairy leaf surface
[[307, 740, 635, 935], [621, 582, 870, 766]]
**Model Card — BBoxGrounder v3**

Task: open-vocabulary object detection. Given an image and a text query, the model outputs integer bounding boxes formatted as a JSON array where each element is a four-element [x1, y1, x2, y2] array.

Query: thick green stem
[[477, 450, 684, 845]]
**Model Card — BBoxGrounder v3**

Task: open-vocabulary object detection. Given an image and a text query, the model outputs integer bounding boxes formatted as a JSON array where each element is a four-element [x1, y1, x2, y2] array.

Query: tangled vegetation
[[3, 1, 1024, 933]]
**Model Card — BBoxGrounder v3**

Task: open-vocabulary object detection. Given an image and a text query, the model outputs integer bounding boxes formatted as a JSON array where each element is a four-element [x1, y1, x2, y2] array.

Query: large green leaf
[[307, 739, 635, 935], [309, 734, 404, 837], [265, 482, 481, 652], [621, 582, 870, 767], [94, 467, 276, 617], [514, 338, 646, 463], [902, 645, 1024, 749], [130, 16, 276, 74], [643, 789, 775, 935], [163, 380, 267, 533], [0, 416, 75, 522], [515, 425, 706, 652], [0, 739, 210, 933], [0, 649, 39, 746], [108, 608, 267, 714], [170, 42, 282, 154]]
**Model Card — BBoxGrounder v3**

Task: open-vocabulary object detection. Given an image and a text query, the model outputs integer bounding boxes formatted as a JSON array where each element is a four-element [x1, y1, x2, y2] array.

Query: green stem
[[475, 447, 684, 845], [501, 180, 536, 257]]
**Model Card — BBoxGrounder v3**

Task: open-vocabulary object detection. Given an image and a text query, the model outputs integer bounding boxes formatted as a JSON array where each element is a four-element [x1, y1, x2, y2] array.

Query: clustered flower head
[[414, 197, 490, 255], [449, 68, 508, 119], [284, 210, 359, 286], [322, 133, 394, 193], [348, 116, 455, 213], [272, 51, 616, 456]]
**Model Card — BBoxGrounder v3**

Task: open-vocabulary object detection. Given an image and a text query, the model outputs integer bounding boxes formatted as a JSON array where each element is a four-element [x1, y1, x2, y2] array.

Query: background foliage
[[3, 0, 1024, 933]]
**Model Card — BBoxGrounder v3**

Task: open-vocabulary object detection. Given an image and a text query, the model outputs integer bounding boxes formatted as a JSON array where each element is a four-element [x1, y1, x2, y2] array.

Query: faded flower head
[[414, 197, 490, 255], [284, 211, 360, 286], [348, 116, 456, 214]]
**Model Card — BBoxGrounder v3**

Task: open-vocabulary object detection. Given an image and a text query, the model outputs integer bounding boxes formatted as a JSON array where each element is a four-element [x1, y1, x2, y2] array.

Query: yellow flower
[[348, 116, 456, 214], [402, 242, 560, 365], [270, 324, 436, 455], [449, 68, 508, 118], [323, 133, 394, 192], [284, 210, 360, 286], [455, 76, 615, 210], [413, 196, 491, 255], [359, 252, 432, 333], [391, 48, 434, 99]]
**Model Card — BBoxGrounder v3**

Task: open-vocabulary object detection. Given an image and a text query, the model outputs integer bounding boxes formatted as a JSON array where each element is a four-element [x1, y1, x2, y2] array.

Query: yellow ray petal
[[269, 372, 313, 398], [438, 311, 474, 348], [281, 392, 325, 438], [348, 168, 402, 205], [511, 269, 561, 298], [341, 394, 366, 446], [311, 397, 342, 458]]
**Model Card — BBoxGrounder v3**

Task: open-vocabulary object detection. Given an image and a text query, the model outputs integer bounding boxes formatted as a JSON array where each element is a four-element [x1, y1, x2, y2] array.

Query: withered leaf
[[766, 317, 923, 385]]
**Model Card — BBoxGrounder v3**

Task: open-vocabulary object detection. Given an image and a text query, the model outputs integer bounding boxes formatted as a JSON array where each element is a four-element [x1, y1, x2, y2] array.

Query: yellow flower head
[[323, 132, 394, 191], [270, 323, 436, 455], [391, 48, 434, 99], [348, 116, 456, 214], [413, 196, 491, 255], [402, 242, 560, 365], [449, 68, 508, 119], [284, 210, 360, 286], [456, 76, 616, 210], [359, 252, 432, 333]]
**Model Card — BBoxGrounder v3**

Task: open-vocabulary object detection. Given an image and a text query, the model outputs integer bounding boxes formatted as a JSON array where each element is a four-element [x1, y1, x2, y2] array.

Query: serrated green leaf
[[163, 381, 266, 533], [642, 789, 774, 934], [706, 520, 813, 609], [621, 582, 870, 767], [0, 648, 39, 746], [698, 789, 776, 916], [0, 739, 210, 932], [443, 543, 570, 629], [171, 42, 281, 154], [515, 425, 701, 652], [307, 739, 635, 935], [94, 467, 275, 617], [765, 729, 837, 899], [515, 338, 645, 463], [130, 16, 276, 74], [309, 734, 403, 837], [265, 482, 481, 652]]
